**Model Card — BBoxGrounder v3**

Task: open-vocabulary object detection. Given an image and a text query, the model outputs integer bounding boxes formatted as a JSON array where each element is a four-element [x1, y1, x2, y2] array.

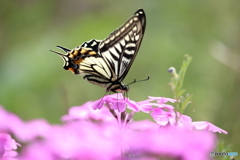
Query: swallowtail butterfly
[[51, 9, 146, 92]]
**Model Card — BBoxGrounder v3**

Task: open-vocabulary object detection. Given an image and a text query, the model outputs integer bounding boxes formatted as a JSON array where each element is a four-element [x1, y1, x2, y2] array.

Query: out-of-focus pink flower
[[18, 119, 217, 160], [192, 121, 228, 134], [0, 107, 23, 133], [0, 106, 51, 142], [0, 94, 228, 160], [18, 142, 55, 160], [0, 133, 20, 160], [61, 101, 115, 122], [2, 151, 18, 160], [128, 120, 159, 131], [19, 121, 123, 160], [127, 128, 216, 160], [12, 119, 51, 142]]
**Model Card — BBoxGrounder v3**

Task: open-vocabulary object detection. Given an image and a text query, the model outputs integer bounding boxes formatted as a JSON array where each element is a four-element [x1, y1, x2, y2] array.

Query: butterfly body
[[51, 9, 146, 93], [83, 74, 128, 92]]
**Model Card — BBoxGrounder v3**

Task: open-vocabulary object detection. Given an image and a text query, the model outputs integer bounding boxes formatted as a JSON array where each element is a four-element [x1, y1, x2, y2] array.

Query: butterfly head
[[108, 82, 129, 93], [50, 46, 99, 74], [50, 46, 80, 74]]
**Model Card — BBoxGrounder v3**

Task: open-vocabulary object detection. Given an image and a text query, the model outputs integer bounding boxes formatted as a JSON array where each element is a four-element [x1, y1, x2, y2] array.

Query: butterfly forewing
[[99, 9, 146, 82]]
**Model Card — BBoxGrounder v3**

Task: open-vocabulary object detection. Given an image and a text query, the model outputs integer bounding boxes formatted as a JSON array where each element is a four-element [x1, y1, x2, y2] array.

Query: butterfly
[[50, 9, 146, 93]]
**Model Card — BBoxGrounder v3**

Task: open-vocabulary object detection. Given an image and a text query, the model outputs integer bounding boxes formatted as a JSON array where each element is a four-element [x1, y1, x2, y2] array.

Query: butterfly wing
[[98, 9, 146, 82], [79, 56, 114, 89]]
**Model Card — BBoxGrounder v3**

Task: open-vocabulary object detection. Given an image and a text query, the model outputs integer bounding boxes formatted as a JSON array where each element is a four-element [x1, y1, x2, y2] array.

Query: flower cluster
[[0, 93, 227, 160], [0, 133, 19, 160]]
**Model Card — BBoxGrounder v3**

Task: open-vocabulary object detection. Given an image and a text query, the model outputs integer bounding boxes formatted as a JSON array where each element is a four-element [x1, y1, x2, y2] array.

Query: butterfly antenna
[[56, 46, 71, 53], [126, 76, 150, 86], [49, 50, 66, 57], [50, 46, 71, 56]]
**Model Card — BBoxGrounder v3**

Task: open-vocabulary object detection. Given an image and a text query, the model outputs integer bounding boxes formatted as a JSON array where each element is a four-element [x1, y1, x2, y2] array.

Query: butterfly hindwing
[[79, 56, 112, 79], [74, 55, 115, 90]]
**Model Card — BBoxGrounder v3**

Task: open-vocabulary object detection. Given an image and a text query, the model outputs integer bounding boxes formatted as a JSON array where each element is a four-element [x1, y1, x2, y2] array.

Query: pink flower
[[19, 121, 122, 160], [13, 119, 51, 142], [151, 108, 192, 129], [18, 142, 55, 160], [0, 106, 51, 142], [93, 93, 139, 112], [127, 128, 216, 160], [138, 96, 175, 113], [61, 101, 115, 122], [0, 94, 228, 160], [0, 106, 23, 133], [148, 96, 177, 104], [92, 93, 140, 112], [192, 121, 228, 134], [18, 119, 217, 160], [128, 120, 159, 131], [150, 108, 228, 134], [0, 133, 20, 160]]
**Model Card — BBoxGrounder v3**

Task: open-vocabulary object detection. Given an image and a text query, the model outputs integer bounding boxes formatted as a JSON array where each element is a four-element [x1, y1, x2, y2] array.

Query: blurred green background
[[0, 0, 239, 153]]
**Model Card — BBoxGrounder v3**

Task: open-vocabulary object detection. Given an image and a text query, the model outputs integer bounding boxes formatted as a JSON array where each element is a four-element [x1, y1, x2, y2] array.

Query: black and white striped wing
[[79, 56, 114, 89], [99, 9, 146, 82]]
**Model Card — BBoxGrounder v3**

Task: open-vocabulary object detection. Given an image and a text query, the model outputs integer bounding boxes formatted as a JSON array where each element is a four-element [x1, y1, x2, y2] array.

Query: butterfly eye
[[64, 64, 79, 74]]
